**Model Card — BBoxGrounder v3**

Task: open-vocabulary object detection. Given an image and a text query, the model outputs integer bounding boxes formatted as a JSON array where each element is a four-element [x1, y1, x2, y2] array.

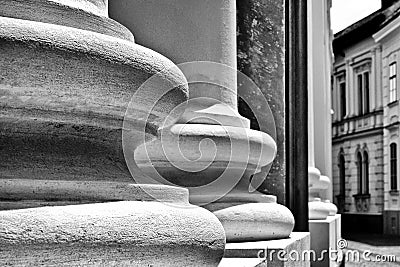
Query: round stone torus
[[308, 166, 321, 187], [212, 197, 295, 242], [0, 184, 226, 266], [135, 123, 276, 181], [0, 179, 190, 209], [309, 198, 330, 220], [324, 200, 338, 216], [134, 123, 277, 206], [0, 0, 134, 41], [309, 175, 331, 197]]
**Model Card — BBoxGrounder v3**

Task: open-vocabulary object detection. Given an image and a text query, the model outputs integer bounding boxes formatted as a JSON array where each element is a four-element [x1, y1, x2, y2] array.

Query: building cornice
[[332, 127, 384, 143], [373, 14, 400, 42], [332, 109, 384, 126]]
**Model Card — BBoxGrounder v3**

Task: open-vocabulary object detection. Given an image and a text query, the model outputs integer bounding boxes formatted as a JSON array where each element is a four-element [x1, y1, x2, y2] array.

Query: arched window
[[357, 152, 363, 194], [363, 151, 369, 194], [339, 154, 346, 195], [390, 143, 398, 191]]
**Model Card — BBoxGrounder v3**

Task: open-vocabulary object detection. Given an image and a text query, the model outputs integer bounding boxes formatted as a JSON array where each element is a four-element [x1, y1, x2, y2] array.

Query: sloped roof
[[333, 1, 400, 54]]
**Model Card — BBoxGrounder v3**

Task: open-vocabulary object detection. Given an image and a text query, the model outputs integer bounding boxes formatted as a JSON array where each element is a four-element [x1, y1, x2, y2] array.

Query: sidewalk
[[343, 234, 400, 266]]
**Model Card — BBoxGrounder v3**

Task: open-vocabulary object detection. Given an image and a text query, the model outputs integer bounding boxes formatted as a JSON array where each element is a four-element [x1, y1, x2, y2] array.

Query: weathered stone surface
[[0, 10, 188, 183], [0, 199, 226, 266], [49, 0, 109, 16], [0, 0, 134, 41], [0, 2, 229, 266], [0, 179, 189, 210], [237, 0, 285, 203]]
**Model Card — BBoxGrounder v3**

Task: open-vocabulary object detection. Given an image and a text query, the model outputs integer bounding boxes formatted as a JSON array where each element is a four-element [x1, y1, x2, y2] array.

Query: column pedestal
[[0, 1, 226, 265], [309, 214, 342, 267], [308, 172, 341, 267]]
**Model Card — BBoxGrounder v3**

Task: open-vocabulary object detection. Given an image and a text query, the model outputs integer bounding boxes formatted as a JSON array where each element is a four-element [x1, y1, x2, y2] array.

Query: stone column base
[[219, 232, 310, 267], [212, 196, 294, 242], [0, 182, 226, 266]]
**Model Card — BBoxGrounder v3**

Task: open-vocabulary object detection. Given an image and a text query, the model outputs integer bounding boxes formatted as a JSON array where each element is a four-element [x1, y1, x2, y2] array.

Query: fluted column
[[110, 0, 294, 242], [0, 1, 225, 265]]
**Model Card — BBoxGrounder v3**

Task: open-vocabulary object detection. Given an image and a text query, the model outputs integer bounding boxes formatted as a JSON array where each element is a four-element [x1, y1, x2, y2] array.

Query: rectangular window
[[339, 155, 346, 195], [391, 143, 398, 190], [389, 62, 397, 103], [363, 152, 369, 195], [339, 82, 346, 119], [357, 152, 363, 194], [357, 71, 370, 115], [364, 72, 370, 113], [358, 74, 363, 115]]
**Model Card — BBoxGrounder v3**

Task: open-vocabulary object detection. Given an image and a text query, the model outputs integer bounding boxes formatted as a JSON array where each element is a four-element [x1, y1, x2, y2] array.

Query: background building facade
[[332, 0, 400, 235]]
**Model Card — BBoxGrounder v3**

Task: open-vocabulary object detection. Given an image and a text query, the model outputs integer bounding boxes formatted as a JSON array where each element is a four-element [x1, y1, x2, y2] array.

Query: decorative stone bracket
[[353, 193, 371, 212]]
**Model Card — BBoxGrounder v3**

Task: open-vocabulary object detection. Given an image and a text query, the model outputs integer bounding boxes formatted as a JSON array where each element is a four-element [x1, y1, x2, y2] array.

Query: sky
[[331, 0, 381, 33]]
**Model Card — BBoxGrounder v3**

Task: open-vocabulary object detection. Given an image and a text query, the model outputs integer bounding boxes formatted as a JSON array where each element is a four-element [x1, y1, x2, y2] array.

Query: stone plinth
[[219, 232, 310, 267], [309, 215, 342, 267]]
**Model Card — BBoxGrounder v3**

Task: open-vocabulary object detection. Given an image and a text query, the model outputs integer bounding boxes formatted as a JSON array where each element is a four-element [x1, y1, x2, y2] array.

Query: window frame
[[390, 143, 398, 191], [339, 81, 346, 119], [358, 74, 363, 115], [357, 152, 363, 194], [339, 154, 346, 195], [363, 151, 369, 195], [389, 62, 397, 103], [357, 71, 370, 115], [364, 72, 370, 114], [356, 150, 370, 195]]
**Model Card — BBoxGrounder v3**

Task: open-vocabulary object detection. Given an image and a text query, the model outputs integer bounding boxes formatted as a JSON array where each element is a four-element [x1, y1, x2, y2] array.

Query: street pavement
[[342, 234, 400, 266]]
